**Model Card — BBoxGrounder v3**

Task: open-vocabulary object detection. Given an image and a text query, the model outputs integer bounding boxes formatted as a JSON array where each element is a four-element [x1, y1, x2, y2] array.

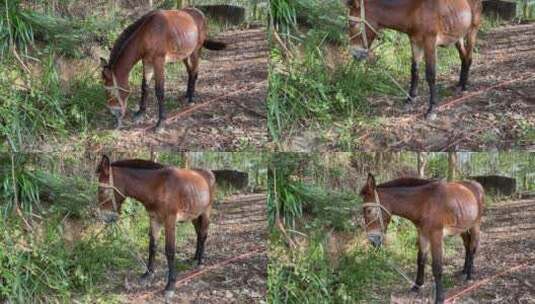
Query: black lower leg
[[187, 73, 198, 103], [137, 76, 148, 115], [155, 84, 165, 127], [413, 249, 427, 290], [407, 60, 419, 102], [146, 232, 156, 274], [197, 234, 207, 265], [459, 58, 472, 91], [165, 244, 176, 291], [466, 249, 477, 280], [432, 260, 444, 304], [425, 62, 437, 118]]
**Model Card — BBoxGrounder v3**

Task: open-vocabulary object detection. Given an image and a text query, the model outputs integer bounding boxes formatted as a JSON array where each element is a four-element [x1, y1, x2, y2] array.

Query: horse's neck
[[114, 168, 158, 208], [112, 40, 141, 86], [367, 0, 414, 32], [379, 187, 423, 222]]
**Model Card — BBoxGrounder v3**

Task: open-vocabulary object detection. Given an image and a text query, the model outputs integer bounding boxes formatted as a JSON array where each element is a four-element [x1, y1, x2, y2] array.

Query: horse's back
[[439, 181, 483, 231], [141, 9, 203, 61], [165, 168, 212, 220]]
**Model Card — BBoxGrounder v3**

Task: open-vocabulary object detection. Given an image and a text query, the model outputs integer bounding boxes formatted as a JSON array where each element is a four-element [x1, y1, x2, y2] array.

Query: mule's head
[[345, 0, 378, 61], [95, 154, 126, 223], [360, 173, 391, 247], [100, 58, 129, 127]]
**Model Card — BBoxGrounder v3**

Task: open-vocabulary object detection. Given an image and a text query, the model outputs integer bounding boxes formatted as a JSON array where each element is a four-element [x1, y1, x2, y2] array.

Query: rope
[[142, 81, 265, 131], [437, 73, 535, 112], [132, 245, 266, 301], [445, 259, 534, 303]]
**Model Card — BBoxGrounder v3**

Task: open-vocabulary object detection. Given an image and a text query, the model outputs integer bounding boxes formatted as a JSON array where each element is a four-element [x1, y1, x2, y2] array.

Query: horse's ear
[[98, 155, 111, 175], [367, 173, 376, 189], [100, 57, 108, 68]]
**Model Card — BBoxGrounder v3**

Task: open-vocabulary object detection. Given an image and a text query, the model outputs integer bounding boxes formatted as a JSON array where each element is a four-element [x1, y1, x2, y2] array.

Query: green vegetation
[[1, 0, 267, 152], [0, 151, 267, 303], [268, 0, 460, 147], [268, 152, 535, 303]]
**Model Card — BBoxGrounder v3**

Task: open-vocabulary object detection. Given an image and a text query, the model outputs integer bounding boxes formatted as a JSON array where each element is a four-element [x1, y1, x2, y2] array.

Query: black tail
[[203, 39, 226, 50]]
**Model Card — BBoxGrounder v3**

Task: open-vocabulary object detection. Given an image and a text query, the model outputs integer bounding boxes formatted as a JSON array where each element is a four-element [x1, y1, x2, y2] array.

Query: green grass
[[268, 180, 469, 303], [268, 0, 460, 148], [0, 155, 197, 303]]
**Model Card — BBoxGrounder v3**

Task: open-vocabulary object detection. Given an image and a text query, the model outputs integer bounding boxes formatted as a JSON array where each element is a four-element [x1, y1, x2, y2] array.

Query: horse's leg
[[134, 62, 154, 122], [141, 216, 161, 282], [196, 212, 209, 265], [430, 230, 445, 304], [412, 231, 430, 292], [182, 58, 192, 104], [153, 58, 166, 132], [462, 29, 478, 90], [460, 231, 470, 275], [423, 39, 438, 120], [192, 216, 201, 261], [454, 39, 468, 93], [406, 39, 424, 104], [185, 50, 200, 104], [163, 215, 177, 299], [466, 224, 480, 280]]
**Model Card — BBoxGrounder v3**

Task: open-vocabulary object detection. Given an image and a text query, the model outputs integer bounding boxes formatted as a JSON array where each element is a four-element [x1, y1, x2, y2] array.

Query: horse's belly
[[437, 8, 472, 46], [166, 29, 198, 62]]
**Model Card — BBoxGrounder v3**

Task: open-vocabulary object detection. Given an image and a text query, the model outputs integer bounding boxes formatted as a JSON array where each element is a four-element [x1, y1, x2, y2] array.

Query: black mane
[[108, 10, 156, 67], [111, 159, 166, 170], [378, 177, 438, 188]]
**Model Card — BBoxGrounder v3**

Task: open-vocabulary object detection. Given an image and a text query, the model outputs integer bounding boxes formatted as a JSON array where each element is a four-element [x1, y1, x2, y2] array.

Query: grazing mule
[[346, 0, 482, 119], [359, 174, 484, 304], [100, 8, 226, 130], [96, 155, 216, 300]]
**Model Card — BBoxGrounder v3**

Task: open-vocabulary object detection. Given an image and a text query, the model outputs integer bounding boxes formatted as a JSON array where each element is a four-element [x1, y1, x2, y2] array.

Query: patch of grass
[[268, 0, 460, 146], [269, 179, 469, 303]]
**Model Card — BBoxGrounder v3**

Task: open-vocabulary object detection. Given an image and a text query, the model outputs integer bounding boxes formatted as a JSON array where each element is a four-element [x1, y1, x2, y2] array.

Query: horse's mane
[[111, 159, 166, 170], [108, 10, 157, 67], [378, 177, 437, 188]]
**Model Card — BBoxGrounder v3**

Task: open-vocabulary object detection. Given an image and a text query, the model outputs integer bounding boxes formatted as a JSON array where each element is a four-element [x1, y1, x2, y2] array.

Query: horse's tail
[[203, 39, 226, 50]]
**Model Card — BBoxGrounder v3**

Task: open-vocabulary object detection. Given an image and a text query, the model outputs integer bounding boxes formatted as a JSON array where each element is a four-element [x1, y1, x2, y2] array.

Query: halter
[[348, 0, 381, 53], [99, 166, 126, 213], [103, 72, 130, 111], [362, 189, 391, 238]]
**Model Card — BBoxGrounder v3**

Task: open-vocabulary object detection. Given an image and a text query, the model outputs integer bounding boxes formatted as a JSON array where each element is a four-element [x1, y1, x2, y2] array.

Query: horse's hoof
[[151, 122, 166, 133], [133, 112, 145, 124], [164, 290, 175, 303], [139, 272, 154, 286], [410, 284, 421, 293], [424, 110, 437, 121]]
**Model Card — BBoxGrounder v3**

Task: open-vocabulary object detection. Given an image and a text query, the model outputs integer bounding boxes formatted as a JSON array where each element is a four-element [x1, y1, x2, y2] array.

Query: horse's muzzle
[[99, 210, 119, 224], [108, 106, 123, 119], [351, 48, 369, 61], [368, 234, 383, 248]]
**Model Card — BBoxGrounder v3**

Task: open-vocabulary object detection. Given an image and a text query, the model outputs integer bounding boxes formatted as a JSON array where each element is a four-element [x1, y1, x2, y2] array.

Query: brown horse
[[100, 8, 226, 131], [359, 174, 484, 304], [346, 0, 482, 119], [96, 155, 216, 300]]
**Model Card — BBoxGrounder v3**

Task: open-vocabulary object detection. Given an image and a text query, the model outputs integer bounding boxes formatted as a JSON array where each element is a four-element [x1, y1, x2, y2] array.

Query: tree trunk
[[417, 152, 427, 178], [447, 152, 458, 182]]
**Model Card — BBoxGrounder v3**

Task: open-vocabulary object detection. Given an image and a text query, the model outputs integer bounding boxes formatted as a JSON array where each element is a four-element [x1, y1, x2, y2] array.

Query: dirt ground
[[285, 22, 535, 151], [389, 198, 535, 304], [89, 28, 268, 151], [112, 193, 267, 303], [358, 22, 535, 151]]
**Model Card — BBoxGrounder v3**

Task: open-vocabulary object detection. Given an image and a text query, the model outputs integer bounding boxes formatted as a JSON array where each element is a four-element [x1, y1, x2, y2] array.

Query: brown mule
[[359, 174, 484, 304], [346, 0, 482, 119], [100, 8, 226, 130], [95, 155, 216, 299]]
